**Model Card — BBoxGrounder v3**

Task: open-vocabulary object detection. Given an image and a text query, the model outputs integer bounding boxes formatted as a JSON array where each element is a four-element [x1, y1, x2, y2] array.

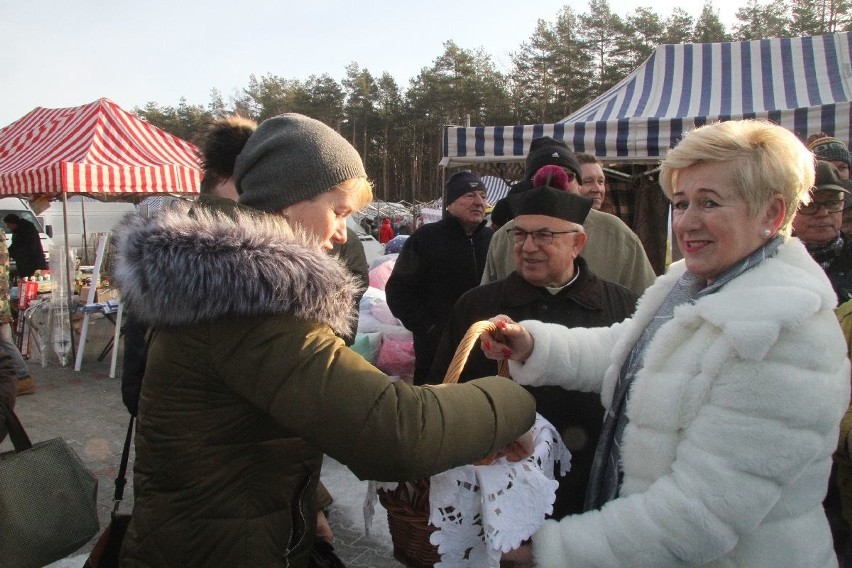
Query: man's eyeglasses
[[797, 199, 845, 215], [511, 228, 580, 246]]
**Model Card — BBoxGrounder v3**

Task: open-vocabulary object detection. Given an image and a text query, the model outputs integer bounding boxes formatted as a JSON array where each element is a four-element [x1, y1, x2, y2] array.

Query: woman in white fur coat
[[484, 120, 851, 568]]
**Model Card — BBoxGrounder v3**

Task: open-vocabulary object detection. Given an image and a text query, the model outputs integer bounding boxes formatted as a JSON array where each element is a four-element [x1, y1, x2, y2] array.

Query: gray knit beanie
[[234, 113, 367, 213]]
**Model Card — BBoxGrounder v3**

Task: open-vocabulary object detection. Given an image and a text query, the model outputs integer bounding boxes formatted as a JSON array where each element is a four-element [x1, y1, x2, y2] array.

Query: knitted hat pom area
[[807, 132, 850, 168]]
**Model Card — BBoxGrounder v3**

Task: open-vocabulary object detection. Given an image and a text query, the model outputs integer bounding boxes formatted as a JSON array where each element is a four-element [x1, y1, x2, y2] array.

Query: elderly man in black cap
[[483, 136, 656, 296], [428, 183, 637, 519], [386, 171, 492, 384], [793, 160, 852, 303]]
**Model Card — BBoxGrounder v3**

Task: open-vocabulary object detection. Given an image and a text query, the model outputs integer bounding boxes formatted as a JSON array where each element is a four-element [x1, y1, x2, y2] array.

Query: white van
[[40, 200, 136, 262], [0, 197, 56, 268]]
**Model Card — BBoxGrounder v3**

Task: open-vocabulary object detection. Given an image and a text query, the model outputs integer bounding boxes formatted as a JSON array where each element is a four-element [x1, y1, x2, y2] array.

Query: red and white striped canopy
[[0, 98, 202, 196]]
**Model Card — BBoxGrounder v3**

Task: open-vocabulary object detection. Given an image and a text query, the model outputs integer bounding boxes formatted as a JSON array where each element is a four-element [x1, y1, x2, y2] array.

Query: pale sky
[[0, 0, 740, 129]]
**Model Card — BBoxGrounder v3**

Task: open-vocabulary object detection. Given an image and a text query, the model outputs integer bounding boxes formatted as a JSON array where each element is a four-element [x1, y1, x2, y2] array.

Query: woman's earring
[[762, 228, 772, 238]]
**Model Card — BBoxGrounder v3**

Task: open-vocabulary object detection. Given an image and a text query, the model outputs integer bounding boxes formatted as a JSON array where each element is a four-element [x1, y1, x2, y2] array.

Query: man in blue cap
[[386, 171, 493, 384]]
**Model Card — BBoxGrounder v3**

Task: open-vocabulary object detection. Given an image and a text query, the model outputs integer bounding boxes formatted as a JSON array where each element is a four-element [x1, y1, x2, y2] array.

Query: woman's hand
[[474, 429, 535, 466], [480, 315, 535, 363], [501, 541, 534, 566], [496, 429, 535, 462]]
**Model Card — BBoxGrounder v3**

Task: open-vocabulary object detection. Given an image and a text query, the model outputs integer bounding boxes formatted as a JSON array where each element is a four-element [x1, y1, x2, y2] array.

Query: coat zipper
[[282, 474, 312, 566]]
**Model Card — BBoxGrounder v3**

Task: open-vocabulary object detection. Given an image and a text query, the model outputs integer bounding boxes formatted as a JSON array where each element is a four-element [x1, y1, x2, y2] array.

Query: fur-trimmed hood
[[114, 207, 358, 335]]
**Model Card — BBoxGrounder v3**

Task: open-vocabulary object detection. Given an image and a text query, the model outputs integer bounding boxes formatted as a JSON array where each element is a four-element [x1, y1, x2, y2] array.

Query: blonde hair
[[660, 120, 815, 237], [337, 177, 374, 211]]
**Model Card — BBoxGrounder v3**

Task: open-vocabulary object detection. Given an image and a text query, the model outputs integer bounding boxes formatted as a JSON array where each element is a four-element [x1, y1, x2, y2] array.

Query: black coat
[[331, 227, 370, 345], [8, 219, 46, 278], [428, 260, 637, 518], [821, 233, 852, 304], [385, 216, 492, 383]]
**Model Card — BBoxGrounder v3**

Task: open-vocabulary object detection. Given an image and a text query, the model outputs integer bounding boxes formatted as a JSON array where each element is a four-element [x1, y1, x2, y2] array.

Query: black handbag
[[0, 407, 99, 568], [84, 415, 135, 568]]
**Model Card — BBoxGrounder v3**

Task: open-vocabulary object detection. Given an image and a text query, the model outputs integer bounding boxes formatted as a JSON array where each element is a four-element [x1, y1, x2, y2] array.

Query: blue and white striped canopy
[[442, 32, 852, 166]]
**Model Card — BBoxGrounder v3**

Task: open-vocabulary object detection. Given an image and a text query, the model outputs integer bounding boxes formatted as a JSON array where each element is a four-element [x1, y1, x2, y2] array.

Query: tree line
[[136, 0, 852, 202]]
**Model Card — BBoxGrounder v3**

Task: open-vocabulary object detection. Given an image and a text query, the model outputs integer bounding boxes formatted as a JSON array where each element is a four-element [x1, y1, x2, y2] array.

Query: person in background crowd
[[3, 213, 46, 279], [0, 349, 20, 443], [793, 160, 852, 562], [810, 133, 851, 180], [196, 115, 258, 210], [0, 234, 33, 397], [330, 224, 370, 346], [835, 299, 852, 567], [385, 171, 493, 384], [120, 115, 258, 416], [576, 153, 607, 210], [482, 136, 656, 296], [378, 217, 394, 244], [792, 160, 852, 304], [429, 182, 637, 520], [384, 234, 408, 254], [808, 133, 852, 234], [484, 120, 849, 568], [115, 113, 535, 567]]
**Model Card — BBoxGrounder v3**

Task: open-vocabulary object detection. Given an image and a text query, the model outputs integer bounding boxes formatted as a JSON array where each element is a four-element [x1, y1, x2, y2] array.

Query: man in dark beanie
[[524, 136, 583, 182], [482, 136, 656, 296], [429, 182, 637, 519], [385, 170, 493, 384], [490, 137, 581, 227]]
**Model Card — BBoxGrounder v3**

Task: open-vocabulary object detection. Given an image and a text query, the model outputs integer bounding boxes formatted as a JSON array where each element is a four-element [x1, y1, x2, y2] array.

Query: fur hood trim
[[114, 207, 358, 335]]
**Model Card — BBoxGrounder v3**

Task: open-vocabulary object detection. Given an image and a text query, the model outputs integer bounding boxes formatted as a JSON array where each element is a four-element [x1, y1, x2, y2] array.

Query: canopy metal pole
[[61, 191, 76, 360], [81, 199, 89, 264]]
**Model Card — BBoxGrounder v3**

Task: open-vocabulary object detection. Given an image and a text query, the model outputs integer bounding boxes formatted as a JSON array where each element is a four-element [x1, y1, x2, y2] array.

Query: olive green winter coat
[[114, 208, 535, 567]]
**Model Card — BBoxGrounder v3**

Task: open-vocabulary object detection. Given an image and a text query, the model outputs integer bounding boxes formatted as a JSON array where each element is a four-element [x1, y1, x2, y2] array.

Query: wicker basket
[[378, 321, 509, 568], [378, 479, 439, 568]]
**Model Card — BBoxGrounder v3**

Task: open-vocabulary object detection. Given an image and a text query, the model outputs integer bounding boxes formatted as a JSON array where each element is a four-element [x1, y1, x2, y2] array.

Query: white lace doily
[[367, 413, 571, 568]]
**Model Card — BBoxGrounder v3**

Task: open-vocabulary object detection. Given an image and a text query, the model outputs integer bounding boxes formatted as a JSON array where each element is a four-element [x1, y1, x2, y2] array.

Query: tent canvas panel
[[442, 32, 852, 167], [0, 97, 201, 196]]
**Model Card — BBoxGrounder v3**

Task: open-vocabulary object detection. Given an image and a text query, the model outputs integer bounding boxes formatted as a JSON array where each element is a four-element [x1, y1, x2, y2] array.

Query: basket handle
[[443, 321, 510, 384]]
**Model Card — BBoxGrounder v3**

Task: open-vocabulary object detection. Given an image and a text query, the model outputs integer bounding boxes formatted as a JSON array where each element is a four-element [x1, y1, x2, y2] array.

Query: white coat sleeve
[[508, 319, 625, 395]]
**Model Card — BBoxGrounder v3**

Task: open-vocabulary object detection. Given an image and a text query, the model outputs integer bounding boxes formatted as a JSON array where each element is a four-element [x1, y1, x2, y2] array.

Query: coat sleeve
[[216, 319, 537, 482], [531, 311, 850, 568], [618, 232, 657, 297], [481, 225, 514, 285], [836, 301, 852, 459], [384, 235, 433, 335], [508, 319, 624, 395]]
